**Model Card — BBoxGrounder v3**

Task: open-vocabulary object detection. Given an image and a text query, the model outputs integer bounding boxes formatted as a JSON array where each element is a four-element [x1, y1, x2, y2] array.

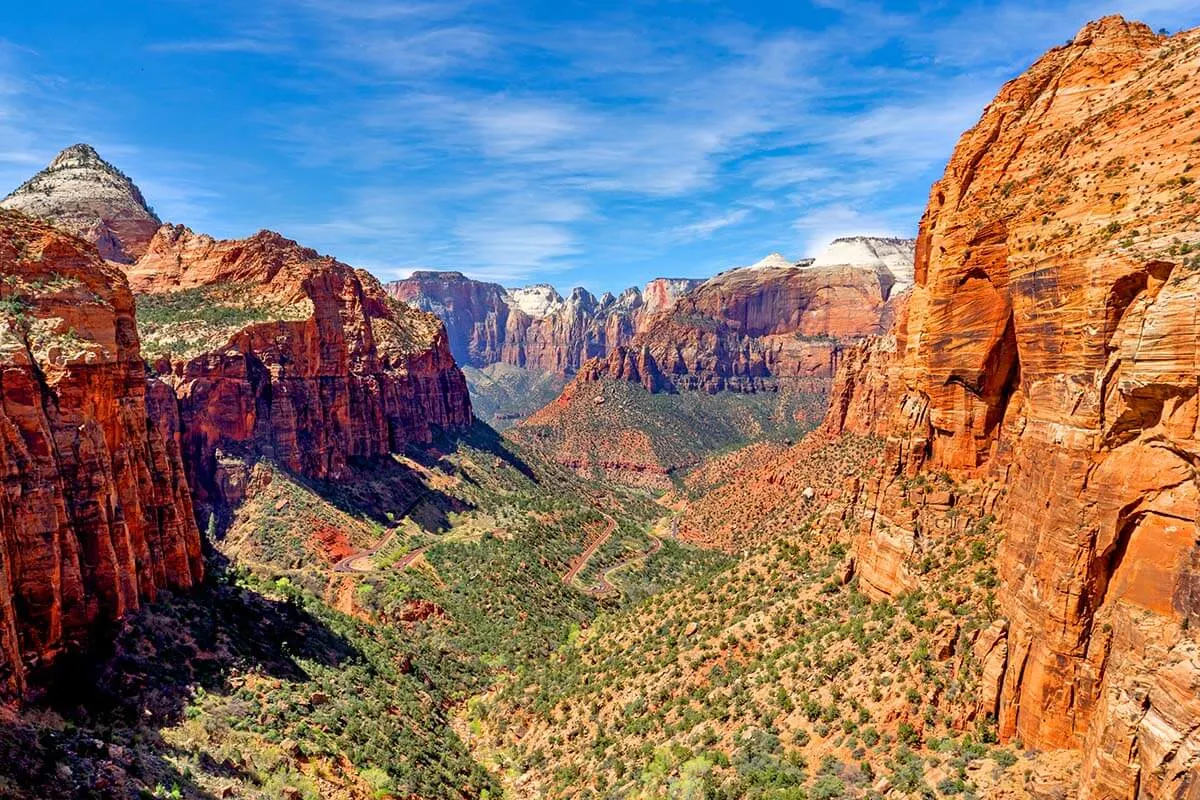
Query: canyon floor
[[0, 414, 1057, 800]]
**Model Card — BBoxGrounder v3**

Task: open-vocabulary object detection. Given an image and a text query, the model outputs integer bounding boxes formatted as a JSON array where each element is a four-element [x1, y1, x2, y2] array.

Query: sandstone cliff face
[[386, 272, 702, 375], [133, 226, 473, 523], [387, 271, 511, 367], [1, 145, 162, 264], [842, 17, 1200, 798], [0, 211, 202, 697], [575, 255, 905, 394]]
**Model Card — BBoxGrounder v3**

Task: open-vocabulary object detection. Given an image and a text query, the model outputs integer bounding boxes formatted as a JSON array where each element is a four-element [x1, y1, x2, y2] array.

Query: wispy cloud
[[147, 38, 287, 55], [7, 1, 1199, 289], [672, 208, 752, 241]]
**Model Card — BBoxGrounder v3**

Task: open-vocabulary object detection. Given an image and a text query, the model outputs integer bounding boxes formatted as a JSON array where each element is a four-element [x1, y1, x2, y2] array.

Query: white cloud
[[672, 208, 751, 241], [9, 1, 1197, 289]]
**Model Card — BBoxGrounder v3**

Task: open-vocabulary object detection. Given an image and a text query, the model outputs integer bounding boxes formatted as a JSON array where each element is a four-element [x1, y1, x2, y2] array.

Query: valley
[[0, 11, 1197, 800]]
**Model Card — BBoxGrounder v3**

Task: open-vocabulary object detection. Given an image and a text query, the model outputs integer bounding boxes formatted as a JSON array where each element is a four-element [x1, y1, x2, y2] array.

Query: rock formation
[[387, 271, 512, 367], [1, 144, 162, 264], [0, 211, 202, 697], [386, 271, 702, 374], [564, 245, 911, 395], [508, 243, 914, 484], [834, 17, 1200, 798], [810, 236, 916, 292], [132, 225, 474, 523]]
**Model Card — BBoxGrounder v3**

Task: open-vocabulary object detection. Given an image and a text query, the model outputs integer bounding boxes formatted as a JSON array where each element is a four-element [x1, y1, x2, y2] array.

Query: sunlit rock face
[[0, 211, 202, 698], [839, 17, 1200, 798], [387, 271, 704, 375], [133, 226, 473, 524], [1, 144, 162, 264]]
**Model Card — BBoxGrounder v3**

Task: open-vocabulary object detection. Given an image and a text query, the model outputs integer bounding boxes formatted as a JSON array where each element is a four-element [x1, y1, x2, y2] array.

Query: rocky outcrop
[[810, 236, 916, 292], [387, 271, 511, 367], [573, 251, 909, 394], [1, 145, 162, 264], [0, 211, 202, 697], [386, 272, 702, 374], [133, 226, 473, 524], [839, 17, 1200, 798], [821, 306, 908, 439]]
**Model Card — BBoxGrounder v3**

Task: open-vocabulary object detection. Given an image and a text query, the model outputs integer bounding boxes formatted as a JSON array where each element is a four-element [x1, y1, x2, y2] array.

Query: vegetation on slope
[[467, 455, 1051, 799], [135, 283, 313, 360], [0, 421, 731, 799], [513, 379, 828, 490], [462, 363, 568, 429]]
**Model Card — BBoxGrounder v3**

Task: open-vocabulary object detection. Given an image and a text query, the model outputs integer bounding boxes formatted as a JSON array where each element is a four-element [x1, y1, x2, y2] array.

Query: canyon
[[0, 12, 1198, 800], [389, 240, 914, 429], [390, 238, 914, 391], [503, 242, 914, 485], [0, 147, 473, 703]]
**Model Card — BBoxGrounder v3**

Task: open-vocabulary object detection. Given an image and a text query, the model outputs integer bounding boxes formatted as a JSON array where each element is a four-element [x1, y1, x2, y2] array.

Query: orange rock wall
[[135, 227, 473, 522], [843, 18, 1200, 797], [0, 213, 202, 697]]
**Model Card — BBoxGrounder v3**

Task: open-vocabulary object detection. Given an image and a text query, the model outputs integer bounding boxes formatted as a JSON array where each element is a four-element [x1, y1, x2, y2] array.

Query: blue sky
[[1, 1, 1196, 292]]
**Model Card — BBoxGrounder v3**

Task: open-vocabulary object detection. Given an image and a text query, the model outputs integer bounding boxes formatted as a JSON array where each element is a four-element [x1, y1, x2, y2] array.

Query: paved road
[[561, 510, 617, 585], [584, 533, 664, 597], [332, 526, 429, 575]]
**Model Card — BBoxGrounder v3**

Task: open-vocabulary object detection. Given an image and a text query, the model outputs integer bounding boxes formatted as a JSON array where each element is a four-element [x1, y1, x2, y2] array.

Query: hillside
[[473, 15, 1200, 800], [512, 378, 827, 490]]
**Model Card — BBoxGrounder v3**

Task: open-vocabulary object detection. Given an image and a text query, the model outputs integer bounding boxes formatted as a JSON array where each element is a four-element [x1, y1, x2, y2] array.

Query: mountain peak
[[1, 143, 161, 263], [48, 142, 105, 170], [1071, 14, 1157, 48], [810, 236, 916, 293], [746, 253, 797, 271]]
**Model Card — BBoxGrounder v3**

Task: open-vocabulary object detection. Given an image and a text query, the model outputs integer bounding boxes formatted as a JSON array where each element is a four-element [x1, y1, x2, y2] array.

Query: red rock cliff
[[577, 257, 905, 394], [386, 273, 701, 375], [132, 226, 473, 522], [0, 211, 202, 697], [846, 17, 1200, 798], [387, 271, 512, 367]]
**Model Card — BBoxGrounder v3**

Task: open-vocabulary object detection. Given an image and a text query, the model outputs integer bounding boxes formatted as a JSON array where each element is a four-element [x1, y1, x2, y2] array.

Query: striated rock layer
[[389, 239, 913, 392], [0, 211, 202, 697], [387, 271, 702, 374], [589, 258, 905, 394], [133, 226, 474, 524], [837, 17, 1200, 798], [1, 145, 162, 264]]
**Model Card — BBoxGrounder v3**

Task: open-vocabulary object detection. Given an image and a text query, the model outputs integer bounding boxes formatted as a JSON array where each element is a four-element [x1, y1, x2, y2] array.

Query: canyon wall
[[389, 242, 913, 392], [133, 225, 474, 523], [840, 17, 1200, 798], [0, 211, 202, 697], [589, 256, 906, 393], [387, 271, 701, 374]]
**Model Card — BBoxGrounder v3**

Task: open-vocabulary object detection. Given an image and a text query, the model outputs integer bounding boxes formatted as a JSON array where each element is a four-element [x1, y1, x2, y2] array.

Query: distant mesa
[[0, 143, 161, 264]]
